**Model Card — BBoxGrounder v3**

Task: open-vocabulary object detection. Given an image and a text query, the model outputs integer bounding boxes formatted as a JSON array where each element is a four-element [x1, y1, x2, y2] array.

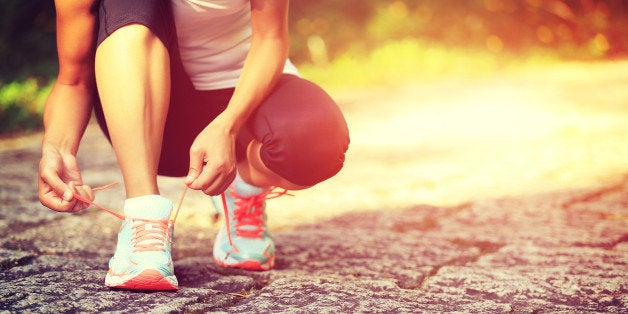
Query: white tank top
[[172, 0, 300, 90]]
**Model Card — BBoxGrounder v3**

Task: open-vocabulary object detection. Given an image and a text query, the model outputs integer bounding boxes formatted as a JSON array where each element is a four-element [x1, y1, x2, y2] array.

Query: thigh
[[245, 75, 350, 186], [91, 0, 206, 177], [96, 0, 176, 48]]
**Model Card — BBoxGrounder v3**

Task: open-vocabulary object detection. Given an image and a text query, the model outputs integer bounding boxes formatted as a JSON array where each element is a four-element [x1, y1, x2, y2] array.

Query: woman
[[39, 0, 349, 291]]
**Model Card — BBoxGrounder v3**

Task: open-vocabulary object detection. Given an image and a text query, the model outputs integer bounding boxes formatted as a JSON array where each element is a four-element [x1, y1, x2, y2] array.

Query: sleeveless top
[[172, 0, 300, 90]]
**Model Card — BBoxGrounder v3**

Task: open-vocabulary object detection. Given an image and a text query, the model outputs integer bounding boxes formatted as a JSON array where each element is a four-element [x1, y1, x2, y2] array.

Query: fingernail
[[185, 176, 193, 184], [63, 191, 72, 201]]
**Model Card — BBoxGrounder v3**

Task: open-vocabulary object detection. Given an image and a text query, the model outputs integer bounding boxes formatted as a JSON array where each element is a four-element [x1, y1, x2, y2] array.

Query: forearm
[[216, 37, 288, 134], [42, 82, 94, 154], [214, 0, 290, 135], [44, 0, 98, 154], [184, 0, 289, 194]]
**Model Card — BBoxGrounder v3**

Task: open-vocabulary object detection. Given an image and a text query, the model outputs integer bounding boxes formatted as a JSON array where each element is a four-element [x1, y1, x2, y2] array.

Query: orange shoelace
[[77, 183, 288, 252], [130, 218, 170, 253], [72, 182, 201, 224], [229, 188, 290, 239], [73, 182, 200, 253]]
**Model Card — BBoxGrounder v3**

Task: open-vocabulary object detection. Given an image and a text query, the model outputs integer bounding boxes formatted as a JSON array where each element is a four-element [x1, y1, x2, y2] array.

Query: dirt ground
[[1, 59, 627, 312], [2, 60, 627, 230], [263, 60, 628, 230]]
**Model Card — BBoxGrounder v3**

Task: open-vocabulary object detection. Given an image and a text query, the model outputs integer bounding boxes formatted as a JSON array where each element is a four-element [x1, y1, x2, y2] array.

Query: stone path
[[1, 61, 627, 312]]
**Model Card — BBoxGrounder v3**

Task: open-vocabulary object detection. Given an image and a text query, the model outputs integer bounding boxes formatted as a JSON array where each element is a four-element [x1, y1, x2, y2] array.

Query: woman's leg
[[238, 74, 350, 189], [95, 24, 170, 198], [148, 73, 349, 271], [210, 74, 349, 271], [237, 140, 308, 190], [155, 74, 350, 189], [93, 0, 180, 291]]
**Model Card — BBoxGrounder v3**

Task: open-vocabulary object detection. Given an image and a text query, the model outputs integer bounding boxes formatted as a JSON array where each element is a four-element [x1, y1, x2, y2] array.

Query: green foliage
[[0, 79, 52, 134], [299, 39, 521, 89]]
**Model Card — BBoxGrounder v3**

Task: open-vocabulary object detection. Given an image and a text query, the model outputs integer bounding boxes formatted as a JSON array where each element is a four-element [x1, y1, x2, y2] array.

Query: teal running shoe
[[212, 187, 287, 271], [105, 217, 178, 290]]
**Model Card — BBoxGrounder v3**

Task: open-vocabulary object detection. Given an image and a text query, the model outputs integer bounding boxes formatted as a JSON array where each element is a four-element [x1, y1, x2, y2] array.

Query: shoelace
[[76, 183, 288, 252], [72, 182, 191, 223], [228, 188, 289, 239], [130, 218, 170, 253], [73, 182, 200, 253]]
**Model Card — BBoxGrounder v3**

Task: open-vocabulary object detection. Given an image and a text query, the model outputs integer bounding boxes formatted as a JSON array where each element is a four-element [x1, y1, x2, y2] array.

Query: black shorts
[[94, 0, 349, 186]]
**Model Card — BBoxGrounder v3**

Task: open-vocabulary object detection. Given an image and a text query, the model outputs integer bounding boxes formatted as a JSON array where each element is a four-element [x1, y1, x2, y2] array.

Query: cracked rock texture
[[2, 181, 626, 312], [2, 63, 628, 312]]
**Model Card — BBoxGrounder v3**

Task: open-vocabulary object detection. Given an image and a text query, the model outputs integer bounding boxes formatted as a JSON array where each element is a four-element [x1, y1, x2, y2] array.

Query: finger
[[186, 147, 205, 186], [67, 182, 84, 212], [75, 185, 95, 201], [39, 165, 73, 201], [203, 184, 223, 196], [216, 170, 236, 195], [205, 180, 230, 196], [42, 194, 75, 212], [201, 166, 236, 196], [81, 185, 94, 210], [38, 176, 76, 212], [194, 163, 221, 193], [74, 185, 94, 211]]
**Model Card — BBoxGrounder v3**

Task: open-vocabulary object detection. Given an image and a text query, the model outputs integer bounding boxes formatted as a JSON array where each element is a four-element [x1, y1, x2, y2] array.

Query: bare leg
[[95, 24, 170, 198], [237, 140, 310, 191]]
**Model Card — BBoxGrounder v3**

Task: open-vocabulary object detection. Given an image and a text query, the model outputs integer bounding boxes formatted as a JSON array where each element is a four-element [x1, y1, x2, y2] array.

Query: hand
[[185, 120, 237, 196], [38, 144, 94, 212]]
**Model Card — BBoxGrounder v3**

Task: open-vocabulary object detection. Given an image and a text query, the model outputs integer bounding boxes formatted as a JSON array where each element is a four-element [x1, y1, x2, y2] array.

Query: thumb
[[75, 185, 95, 202], [74, 185, 94, 210], [186, 149, 205, 186]]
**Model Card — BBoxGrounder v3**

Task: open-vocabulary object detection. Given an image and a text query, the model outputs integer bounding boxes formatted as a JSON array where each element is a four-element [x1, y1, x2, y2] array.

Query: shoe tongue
[[233, 174, 268, 197], [123, 195, 173, 220], [234, 185, 267, 198]]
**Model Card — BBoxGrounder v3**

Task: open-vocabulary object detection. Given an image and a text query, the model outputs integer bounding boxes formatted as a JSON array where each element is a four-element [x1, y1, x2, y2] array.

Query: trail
[[266, 60, 628, 229], [1, 60, 627, 312]]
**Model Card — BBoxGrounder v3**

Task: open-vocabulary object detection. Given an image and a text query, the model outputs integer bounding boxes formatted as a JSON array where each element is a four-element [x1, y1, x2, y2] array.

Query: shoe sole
[[105, 269, 178, 291], [214, 254, 275, 271]]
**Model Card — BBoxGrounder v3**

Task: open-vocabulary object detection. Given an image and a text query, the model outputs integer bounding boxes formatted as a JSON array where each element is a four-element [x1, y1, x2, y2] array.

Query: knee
[[259, 102, 350, 187]]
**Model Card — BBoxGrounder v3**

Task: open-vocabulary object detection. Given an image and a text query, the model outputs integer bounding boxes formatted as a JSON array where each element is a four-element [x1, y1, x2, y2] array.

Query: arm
[[215, 0, 290, 133], [38, 0, 98, 211], [186, 0, 290, 194]]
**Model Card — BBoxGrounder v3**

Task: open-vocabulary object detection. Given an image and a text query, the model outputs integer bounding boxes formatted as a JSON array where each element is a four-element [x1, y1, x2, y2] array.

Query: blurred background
[[1, 0, 627, 134], [1, 0, 627, 229]]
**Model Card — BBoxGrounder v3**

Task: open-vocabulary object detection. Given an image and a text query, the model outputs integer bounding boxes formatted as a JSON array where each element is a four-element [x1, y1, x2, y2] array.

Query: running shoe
[[212, 187, 286, 271], [105, 217, 178, 290]]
